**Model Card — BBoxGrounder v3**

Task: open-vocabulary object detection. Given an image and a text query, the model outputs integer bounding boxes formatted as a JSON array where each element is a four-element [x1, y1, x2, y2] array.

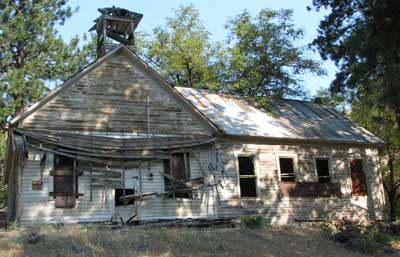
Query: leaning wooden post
[[122, 152, 126, 205], [168, 148, 174, 198], [102, 18, 107, 55]]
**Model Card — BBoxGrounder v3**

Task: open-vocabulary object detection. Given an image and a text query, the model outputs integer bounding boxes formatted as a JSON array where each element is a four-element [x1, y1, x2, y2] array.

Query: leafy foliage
[[221, 9, 324, 97], [314, 88, 348, 112], [351, 97, 400, 220], [310, 0, 400, 128], [240, 215, 267, 229], [139, 5, 220, 89], [139, 6, 324, 98]]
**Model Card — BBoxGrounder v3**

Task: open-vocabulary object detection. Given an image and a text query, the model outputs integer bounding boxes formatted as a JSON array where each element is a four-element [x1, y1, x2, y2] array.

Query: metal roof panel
[[175, 87, 383, 144]]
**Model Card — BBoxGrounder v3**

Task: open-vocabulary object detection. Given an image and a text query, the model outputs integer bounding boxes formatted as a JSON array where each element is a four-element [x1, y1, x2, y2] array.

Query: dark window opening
[[279, 157, 295, 182], [238, 156, 257, 197], [115, 188, 135, 206], [349, 159, 368, 196], [164, 153, 192, 198], [316, 159, 331, 183], [54, 176, 78, 196], [53, 155, 79, 208]]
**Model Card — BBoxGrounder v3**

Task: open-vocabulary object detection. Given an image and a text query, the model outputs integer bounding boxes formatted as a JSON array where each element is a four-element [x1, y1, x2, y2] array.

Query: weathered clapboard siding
[[20, 51, 211, 136], [17, 142, 384, 224], [19, 152, 113, 224], [18, 148, 218, 224], [113, 148, 217, 221], [215, 140, 385, 224]]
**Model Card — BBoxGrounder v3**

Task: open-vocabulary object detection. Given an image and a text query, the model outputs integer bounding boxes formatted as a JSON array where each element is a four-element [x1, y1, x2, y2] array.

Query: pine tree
[[0, 0, 96, 130], [0, 0, 95, 184]]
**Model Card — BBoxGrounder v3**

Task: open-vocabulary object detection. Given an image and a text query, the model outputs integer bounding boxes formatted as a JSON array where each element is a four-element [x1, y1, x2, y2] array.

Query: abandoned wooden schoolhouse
[[4, 7, 386, 224]]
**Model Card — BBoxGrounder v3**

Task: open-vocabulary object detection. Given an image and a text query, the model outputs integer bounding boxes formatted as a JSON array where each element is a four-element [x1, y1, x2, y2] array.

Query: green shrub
[[240, 215, 266, 229], [0, 184, 7, 208]]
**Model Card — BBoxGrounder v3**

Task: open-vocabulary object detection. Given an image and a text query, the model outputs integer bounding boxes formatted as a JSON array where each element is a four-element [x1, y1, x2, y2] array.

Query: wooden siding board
[[217, 140, 385, 223], [16, 142, 384, 224], [20, 52, 211, 136]]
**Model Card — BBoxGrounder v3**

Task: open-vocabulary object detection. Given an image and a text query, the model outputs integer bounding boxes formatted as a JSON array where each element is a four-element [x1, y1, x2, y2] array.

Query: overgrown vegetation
[[240, 215, 267, 229], [325, 220, 399, 255], [0, 223, 394, 257]]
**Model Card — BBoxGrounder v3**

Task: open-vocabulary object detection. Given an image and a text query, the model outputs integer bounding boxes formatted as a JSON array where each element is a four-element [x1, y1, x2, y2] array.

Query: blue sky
[[58, 0, 337, 96]]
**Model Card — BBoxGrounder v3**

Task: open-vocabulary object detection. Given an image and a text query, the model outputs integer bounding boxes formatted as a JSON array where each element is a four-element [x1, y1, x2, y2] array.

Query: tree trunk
[[388, 157, 397, 221]]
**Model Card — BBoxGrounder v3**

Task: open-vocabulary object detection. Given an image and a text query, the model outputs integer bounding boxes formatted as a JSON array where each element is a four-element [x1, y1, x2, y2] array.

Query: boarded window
[[279, 157, 295, 182], [279, 182, 342, 197], [53, 155, 78, 208], [349, 159, 368, 196], [164, 153, 191, 198], [115, 188, 135, 206], [238, 156, 257, 197], [316, 159, 331, 183]]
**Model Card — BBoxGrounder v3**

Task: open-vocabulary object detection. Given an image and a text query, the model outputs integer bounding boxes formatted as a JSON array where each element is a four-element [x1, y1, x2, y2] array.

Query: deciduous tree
[[222, 9, 324, 97], [139, 5, 220, 89]]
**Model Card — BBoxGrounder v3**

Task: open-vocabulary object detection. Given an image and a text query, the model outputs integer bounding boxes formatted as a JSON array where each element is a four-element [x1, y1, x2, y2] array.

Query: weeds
[[240, 215, 267, 229]]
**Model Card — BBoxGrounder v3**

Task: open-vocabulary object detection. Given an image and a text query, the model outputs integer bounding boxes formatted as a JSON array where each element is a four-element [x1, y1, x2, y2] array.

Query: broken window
[[115, 188, 135, 206], [53, 155, 79, 208], [238, 156, 257, 197], [349, 159, 368, 196], [279, 157, 295, 182], [163, 153, 191, 198], [315, 158, 331, 183]]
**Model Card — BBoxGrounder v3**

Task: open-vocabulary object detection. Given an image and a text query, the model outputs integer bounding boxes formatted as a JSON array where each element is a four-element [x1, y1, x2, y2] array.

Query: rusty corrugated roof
[[175, 87, 383, 144]]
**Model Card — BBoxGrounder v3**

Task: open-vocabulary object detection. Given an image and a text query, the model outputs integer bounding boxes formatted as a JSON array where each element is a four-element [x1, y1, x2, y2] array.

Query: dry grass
[[0, 224, 396, 257]]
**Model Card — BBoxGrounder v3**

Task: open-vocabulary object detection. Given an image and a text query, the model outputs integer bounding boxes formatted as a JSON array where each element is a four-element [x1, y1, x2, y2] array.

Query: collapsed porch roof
[[12, 128, 216, 167]]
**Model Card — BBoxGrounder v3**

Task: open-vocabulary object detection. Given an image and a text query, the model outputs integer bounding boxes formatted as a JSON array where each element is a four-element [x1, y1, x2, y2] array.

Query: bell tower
[[89, 7, 143, 57]]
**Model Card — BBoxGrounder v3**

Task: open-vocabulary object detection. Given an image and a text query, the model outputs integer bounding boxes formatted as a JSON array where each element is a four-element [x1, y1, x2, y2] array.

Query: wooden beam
[[122, 158, 126, 206], [162, 172, 193, 190], [72, 159, 76, 201], [89, 163, 93, 201]]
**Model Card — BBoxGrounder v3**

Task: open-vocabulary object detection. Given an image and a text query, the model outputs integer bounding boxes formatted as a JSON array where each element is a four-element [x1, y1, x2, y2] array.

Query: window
[[115, 188, 135, 206], [315, 158, 331, 183], [164, 153, 191, 198], [279, 157, 295, 182], [349, 159, 368, 196], [53, 155, 79, 208], [238, 156, 257, 197]]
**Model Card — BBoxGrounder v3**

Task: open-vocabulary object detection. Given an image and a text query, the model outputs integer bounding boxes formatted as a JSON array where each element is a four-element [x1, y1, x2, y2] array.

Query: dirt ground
[[0, 224, 397, 257]]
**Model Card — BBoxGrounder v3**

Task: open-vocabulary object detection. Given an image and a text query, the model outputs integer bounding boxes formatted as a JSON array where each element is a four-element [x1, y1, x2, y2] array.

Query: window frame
[[163, 152, 192, 199], [314, 157, 332, 183], [236, 154, 258, 198], [276, 154, 298, 182], [348, 158, 368, 197], [52, 154, 80, 208]]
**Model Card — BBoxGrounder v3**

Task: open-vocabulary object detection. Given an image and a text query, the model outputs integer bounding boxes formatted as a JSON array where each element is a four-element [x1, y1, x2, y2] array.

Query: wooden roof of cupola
[[89, 6, 143, 57]]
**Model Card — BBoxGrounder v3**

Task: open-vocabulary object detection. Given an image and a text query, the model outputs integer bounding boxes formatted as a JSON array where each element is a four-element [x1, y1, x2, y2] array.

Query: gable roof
[[175, 87, 383, 145], [9, 45, 220, 134], [9, 44, 382, 145]]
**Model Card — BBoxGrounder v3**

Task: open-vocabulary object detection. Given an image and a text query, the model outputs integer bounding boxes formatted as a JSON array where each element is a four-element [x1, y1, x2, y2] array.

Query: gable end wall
[[20, 51, 212, 136]]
